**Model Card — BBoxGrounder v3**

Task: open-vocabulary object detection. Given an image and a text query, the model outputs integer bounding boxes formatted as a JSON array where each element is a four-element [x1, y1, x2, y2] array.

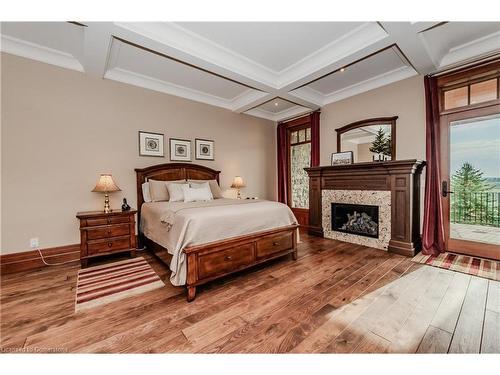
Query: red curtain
[[277, 122, 288, 204], [277, 111, 320, 204], [422, 76, 445, 255]]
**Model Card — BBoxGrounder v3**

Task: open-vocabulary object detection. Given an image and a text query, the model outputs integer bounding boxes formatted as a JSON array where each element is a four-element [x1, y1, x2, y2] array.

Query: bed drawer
[[85, 215, 130, 227], [198, 244, 255, 279], [86, 224, 130, 240], [87, 236, 131, 255], [256, 231, 294, 259]]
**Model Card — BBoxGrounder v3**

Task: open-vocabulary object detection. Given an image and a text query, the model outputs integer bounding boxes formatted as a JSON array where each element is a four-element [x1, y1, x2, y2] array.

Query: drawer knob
[[107, 230, 112, 235], [273, 242, 279, 246], [107, 219, 111, 224], [108, 242, 112, 247], [224, 255, 232, 261]]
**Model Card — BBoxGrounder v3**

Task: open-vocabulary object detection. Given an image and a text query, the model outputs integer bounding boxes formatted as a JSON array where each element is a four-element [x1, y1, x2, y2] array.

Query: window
[[470, 79, 498, 104], [444, 87, 468, 109], [290, 126, 312, 209], [443, 76, 499, 111]]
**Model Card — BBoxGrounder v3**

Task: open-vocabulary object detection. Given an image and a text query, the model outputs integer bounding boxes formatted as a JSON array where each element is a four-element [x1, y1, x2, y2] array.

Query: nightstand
[[76, 209, 137, 267]]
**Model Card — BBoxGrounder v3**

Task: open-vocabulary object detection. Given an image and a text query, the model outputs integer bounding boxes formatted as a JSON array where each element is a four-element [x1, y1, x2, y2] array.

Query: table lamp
[[92, 174, 121, 213], [230, 176, 245, 199]]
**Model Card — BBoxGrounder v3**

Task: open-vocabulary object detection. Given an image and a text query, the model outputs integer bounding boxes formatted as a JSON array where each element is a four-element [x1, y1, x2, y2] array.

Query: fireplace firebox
[[331, 203, 379, 238]]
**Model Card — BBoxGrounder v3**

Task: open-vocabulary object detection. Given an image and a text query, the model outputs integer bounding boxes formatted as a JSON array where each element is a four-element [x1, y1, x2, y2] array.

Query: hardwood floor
[[1, 232, 499, 353]]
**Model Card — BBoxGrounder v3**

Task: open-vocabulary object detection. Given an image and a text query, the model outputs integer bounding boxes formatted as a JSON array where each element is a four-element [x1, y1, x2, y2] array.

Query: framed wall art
[[195, 138, 214, 160], [169, 138, 192, 162], [331, 151, 353, 165], [138, 131, 164, 157]]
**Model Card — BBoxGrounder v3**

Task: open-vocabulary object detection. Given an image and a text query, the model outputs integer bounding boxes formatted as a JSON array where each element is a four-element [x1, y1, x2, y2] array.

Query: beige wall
[[320, 75, 426, 164], [320, 75, 427, 230], [1, 53, 276, 254]]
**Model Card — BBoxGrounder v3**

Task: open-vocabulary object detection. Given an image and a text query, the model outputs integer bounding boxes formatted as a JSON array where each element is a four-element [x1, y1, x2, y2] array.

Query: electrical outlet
[[30, 238, 39, 248]]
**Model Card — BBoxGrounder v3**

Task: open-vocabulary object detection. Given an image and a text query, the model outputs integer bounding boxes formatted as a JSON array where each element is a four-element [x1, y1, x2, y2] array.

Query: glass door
[[442, 108, 500, 259], [288, 126, 312, 226]]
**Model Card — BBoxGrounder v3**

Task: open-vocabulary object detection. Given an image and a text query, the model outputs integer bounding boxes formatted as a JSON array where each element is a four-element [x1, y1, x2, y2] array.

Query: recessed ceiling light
[[274, 102, 279, 106], [340, 68, 346, 72]]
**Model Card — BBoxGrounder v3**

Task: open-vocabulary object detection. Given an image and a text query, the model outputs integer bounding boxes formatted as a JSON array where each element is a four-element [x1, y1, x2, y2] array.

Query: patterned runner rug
[[412, 252, 500, 281], [75, 257, 164, 312]]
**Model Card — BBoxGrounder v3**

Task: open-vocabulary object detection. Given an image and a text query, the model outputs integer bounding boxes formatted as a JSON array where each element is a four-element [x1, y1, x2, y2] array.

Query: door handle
[[442, 181, 454, 198]]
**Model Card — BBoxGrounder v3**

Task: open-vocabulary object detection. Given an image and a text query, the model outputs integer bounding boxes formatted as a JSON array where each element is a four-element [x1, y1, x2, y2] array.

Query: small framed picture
[[138, 131, 164, 157], [331, 151, 353, 165], [169, 138, 191, 162], [195, 138, 214, 160]]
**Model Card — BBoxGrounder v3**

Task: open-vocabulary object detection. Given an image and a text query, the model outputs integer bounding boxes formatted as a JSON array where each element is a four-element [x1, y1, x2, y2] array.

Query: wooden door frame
[[440, 103, 500, 260]]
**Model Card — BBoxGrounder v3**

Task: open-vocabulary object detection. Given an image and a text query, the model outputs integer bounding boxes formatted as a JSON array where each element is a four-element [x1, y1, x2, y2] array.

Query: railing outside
[[450, 192, 500, 227]]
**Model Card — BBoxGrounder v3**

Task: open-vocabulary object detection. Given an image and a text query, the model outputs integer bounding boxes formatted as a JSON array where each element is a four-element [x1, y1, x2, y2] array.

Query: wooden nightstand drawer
[[77, 209, 137, 267], [86, 215, 130, 227], [87, 236, 131, 256], [86, 224, 130, 240]]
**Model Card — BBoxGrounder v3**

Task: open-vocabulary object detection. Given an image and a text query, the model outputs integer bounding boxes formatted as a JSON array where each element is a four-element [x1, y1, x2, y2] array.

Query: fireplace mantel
[[305, 159, 425, 256]]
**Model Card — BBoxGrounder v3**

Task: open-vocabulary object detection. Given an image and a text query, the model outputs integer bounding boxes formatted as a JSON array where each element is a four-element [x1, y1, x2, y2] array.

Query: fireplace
[[331, 203, 379, 238]]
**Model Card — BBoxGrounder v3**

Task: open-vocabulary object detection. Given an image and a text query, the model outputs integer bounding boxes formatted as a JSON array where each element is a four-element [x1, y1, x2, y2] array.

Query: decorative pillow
[[149, 179, 185, 202], [167, 182, 189, 202], [189, 181, 214, 200], [142, 182, 152, 203], [188, 179, 223, 199], [182, 184, 213, 203]]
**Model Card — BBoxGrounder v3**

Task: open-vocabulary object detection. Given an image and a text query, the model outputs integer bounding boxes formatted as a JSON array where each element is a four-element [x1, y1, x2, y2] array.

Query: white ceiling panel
[[307, 47, 410, 95], [174, 22, 364, 72], [420, 22, 500, 67], [1, 22, 84, 55], [107, 38, 252, 101], [257, 98, 296, 114], [0, 22, 84, 71]]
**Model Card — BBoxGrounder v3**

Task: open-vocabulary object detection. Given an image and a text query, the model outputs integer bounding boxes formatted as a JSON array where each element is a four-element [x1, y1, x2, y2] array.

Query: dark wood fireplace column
[[305, 159, 425, 257]]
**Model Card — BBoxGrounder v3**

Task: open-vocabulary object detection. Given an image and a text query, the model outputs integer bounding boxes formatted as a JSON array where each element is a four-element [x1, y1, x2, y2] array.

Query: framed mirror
[[336, 116, 397, 163]]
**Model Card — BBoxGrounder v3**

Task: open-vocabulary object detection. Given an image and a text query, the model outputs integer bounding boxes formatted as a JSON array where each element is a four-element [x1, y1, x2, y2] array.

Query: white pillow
[[167, 183, 189, 202], [142, 182, 152, 203], [188, 179, 223, 199], [189, 181, 214, 200], [182, 184, 213, 202]]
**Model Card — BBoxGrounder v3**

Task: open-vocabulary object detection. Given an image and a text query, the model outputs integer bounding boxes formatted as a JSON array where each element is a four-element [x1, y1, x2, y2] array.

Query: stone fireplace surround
[[306, 160, 425, 257], [323, 190, 391, 250]]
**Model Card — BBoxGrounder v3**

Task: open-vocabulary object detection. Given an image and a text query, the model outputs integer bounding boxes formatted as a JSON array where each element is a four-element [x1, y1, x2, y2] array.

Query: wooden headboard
[[135, 163, 221, 230]]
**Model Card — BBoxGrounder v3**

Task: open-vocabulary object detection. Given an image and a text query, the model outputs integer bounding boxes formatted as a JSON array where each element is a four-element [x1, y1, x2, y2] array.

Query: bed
[[135, 163, 299, 301]]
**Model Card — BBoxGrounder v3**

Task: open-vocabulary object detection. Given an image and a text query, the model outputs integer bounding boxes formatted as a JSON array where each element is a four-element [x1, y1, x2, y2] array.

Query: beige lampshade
[[230, 176, 245, 188], [91, 174, 121, 193]]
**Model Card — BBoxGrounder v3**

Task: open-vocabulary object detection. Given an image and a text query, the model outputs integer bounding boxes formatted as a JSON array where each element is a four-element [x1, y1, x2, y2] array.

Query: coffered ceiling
[[1, 21, 499, 122]]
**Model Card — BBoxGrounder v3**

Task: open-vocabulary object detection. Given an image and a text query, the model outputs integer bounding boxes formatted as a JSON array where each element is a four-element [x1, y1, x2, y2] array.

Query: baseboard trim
[[1, 244, 80, 274]]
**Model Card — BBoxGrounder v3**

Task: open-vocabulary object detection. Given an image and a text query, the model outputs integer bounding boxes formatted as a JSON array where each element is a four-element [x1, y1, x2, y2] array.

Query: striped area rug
[[412, 252, 500, 281], [75, 257, 164, 312]]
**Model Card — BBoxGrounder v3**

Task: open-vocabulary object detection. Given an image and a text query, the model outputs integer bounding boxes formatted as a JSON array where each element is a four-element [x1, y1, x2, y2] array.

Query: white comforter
[[140, 199, 297, 286]]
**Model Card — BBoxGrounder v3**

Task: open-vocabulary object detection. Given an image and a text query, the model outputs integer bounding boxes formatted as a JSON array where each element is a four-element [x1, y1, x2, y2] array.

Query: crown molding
[[287, 86, 325, 107], [0, 35, 84, 72], [105, 67, 241, 110], [439, 31, 500, 68], [276, 23, 389, 89], [114, 22, 278, 89], [322, 66, 417, 105], [245, 105, 311, 122], [290, 66, 417, 107]]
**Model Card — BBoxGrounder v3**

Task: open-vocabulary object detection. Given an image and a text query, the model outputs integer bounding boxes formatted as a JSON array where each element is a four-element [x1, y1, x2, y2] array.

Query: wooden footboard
[[184, 225, 298, 301]]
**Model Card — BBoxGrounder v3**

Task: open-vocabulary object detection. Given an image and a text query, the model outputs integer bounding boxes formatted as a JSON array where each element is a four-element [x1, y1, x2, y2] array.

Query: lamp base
[[237, 189, 242, 199], [103, 193, 111, 213]]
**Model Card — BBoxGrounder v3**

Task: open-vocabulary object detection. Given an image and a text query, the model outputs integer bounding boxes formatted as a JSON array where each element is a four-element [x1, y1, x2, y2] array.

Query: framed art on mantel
[[138, 131, 164, 157], [195, 138, 214, 160], [169, 138, 192, 162]]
